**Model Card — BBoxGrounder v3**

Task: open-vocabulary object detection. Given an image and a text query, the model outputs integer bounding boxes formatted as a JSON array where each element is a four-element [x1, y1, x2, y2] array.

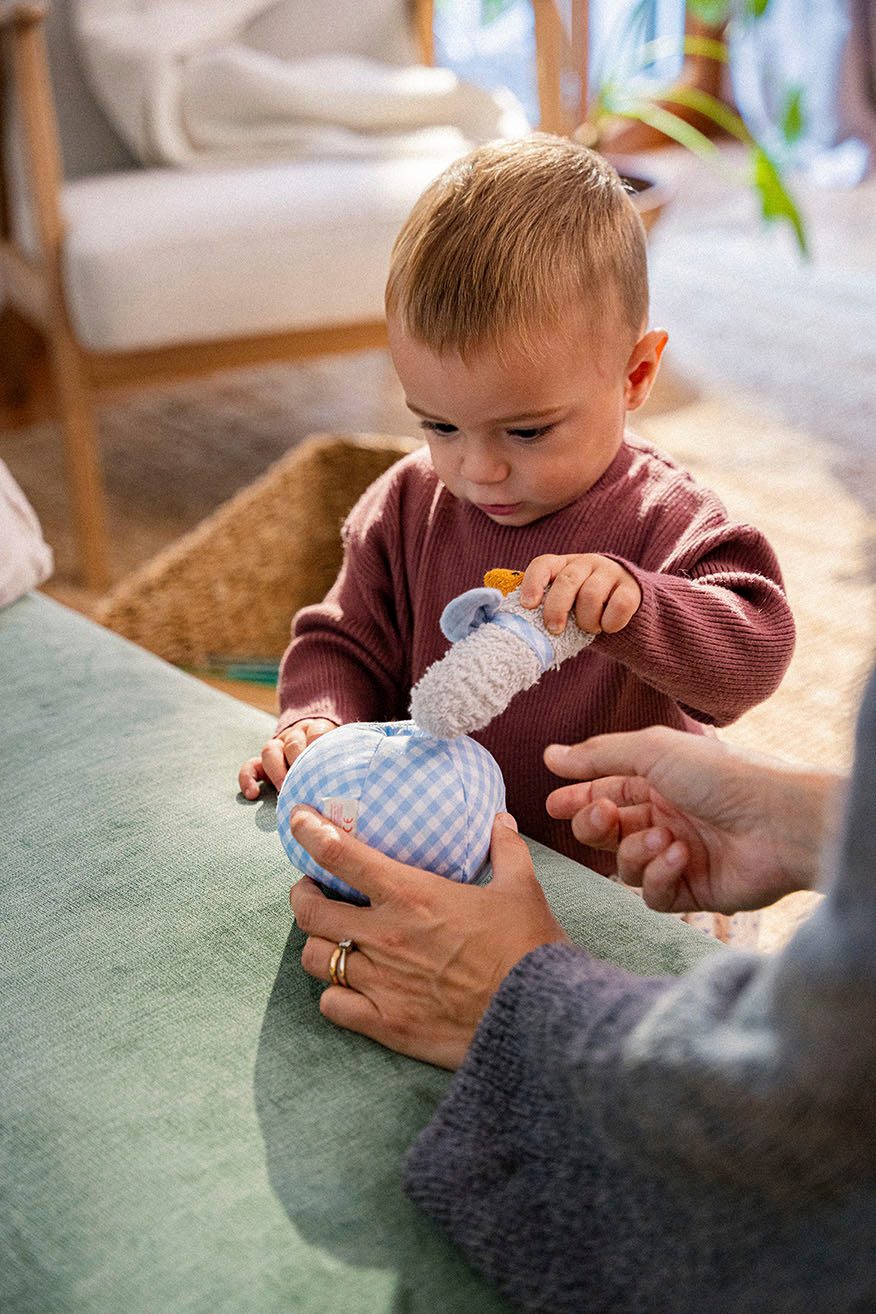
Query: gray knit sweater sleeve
[[404, 670, 876, 1314]]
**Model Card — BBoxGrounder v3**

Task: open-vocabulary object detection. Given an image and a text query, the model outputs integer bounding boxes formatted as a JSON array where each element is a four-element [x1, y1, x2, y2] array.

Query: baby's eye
[[420, 420, 458, 436], [507, 425, 553, 442]]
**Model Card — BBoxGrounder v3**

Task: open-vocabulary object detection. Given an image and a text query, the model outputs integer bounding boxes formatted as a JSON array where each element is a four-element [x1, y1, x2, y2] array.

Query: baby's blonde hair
[[385, 134, 648, 360]]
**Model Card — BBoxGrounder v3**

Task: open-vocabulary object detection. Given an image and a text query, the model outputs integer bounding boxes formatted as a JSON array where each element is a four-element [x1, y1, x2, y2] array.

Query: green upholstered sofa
[[1, 594, 721, 1313]]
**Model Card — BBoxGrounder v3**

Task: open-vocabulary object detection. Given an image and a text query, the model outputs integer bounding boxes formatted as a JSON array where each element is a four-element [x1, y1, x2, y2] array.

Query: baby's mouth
[[473, 501, 522, 516]]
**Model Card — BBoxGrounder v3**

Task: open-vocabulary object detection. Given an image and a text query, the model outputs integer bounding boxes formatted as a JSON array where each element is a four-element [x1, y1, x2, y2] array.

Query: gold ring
[[330, 937, 355, 988], [337, 938, 355, 987]]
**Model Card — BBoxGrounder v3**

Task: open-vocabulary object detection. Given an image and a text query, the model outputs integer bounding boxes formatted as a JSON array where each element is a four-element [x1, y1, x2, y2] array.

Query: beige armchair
[[0, 0, 592, 591], [0, 1, 508, 590]]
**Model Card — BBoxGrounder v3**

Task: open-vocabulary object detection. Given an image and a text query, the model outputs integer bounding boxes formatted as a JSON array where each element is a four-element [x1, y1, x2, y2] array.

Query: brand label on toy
[[321, 797, 359, 834]]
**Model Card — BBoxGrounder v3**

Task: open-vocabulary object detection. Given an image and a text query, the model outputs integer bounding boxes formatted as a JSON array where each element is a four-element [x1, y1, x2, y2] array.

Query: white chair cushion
[[242, 0, 418, 67], [60, 151, 460, 352]]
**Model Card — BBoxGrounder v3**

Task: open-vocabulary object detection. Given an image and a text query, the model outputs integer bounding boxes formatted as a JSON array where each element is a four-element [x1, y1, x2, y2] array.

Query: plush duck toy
[[277, 567, 590, 903], [409, 568, 595, 738], [277, 719, 505, 903]]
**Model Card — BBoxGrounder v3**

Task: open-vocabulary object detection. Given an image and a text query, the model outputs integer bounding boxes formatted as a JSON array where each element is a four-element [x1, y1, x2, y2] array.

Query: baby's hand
[[237, 718, 338, 800], [519, 554, 641, 635]]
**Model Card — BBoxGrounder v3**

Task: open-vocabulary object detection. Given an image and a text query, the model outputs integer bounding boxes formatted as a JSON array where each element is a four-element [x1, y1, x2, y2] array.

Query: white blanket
[[0, 461, 53, 608], [73, 0, 529, 166]]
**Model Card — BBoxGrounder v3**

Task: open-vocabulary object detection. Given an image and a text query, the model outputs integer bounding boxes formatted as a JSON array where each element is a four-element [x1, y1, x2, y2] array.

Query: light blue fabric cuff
[[491, 611, 553, 671], [440, 587, 503, 641]]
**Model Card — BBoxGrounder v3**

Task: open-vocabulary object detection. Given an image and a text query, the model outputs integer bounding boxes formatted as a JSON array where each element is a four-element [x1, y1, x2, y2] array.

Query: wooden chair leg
[[47, 328, 111, 591], [0, 305, 50, 425]]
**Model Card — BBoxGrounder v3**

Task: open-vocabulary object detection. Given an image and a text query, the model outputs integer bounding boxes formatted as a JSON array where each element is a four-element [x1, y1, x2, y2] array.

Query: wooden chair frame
[[0, 0, 579, 590]]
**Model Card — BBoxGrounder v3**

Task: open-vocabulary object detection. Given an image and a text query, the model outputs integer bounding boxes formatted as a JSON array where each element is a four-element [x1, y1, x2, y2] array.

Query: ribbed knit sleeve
[[275, 455, 430, 732], [602, 519, 795, 725], [404, 672, 876, 1313]]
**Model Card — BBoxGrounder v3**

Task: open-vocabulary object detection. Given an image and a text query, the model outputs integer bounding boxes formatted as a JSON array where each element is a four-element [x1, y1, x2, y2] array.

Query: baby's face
[[389, 317, 664, 527]]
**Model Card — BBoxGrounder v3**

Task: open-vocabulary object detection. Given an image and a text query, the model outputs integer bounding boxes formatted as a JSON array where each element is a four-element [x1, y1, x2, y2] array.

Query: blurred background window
[[433, 0, 686, 126]]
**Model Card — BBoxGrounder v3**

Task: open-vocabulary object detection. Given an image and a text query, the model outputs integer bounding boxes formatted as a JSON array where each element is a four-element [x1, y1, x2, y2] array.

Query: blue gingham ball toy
[[276, 721, 506, 904]]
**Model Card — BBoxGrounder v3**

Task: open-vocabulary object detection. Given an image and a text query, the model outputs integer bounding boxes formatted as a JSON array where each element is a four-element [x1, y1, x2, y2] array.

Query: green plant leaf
[[588, 0, 806, 255], [638, 34, 729, 66], [686, 0, 732, 23], [688, 0, 773, 22], [781, 85, 805, 144], [662, 85, 754, 143], [480, 0, 508, 23], [603, 100, 722, 163], [680, 34, 730, 62], [752, 146, 808, 254]]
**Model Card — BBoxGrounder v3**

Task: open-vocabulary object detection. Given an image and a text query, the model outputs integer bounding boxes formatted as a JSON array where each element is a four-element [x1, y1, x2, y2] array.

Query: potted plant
[[566, 0, 807, 251]]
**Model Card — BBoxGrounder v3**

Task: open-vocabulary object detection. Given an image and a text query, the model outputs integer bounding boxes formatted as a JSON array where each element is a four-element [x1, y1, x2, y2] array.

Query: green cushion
[[1, 594, 721, 1313]]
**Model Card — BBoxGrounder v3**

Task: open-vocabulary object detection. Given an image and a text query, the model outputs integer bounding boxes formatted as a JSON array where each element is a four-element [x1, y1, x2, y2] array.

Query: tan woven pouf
[[97, 432, 417, 668]]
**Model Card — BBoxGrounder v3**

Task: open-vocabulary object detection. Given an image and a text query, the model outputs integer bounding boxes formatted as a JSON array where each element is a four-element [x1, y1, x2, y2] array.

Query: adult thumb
[[487, 812, 538, 890], [544, 726, 675, 783]]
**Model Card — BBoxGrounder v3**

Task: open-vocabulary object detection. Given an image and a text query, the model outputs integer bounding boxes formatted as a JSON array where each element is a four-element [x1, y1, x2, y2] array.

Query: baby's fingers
[[599, 576, 642, 634], [519, 555, 572, 609], [542, 561, 596, 634], [571, 560, 628, 633], [262, 736, 297, 789], [238, 757, 267, 800]]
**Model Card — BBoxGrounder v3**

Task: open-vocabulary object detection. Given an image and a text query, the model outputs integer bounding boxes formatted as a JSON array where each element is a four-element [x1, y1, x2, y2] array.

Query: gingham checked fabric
[[277, 721, 506, 904]]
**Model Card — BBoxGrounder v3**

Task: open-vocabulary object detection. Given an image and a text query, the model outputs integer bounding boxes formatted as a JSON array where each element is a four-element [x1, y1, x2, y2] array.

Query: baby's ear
[[624, 329, 668, 411]]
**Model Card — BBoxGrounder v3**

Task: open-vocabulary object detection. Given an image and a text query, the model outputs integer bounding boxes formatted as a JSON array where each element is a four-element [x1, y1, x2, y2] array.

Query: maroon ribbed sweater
[[277, 438, 795, 873]]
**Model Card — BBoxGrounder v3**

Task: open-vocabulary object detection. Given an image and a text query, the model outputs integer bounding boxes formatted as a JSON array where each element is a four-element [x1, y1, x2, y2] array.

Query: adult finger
[[570, 792, 662, 846], [288, 807, 442, 905], [318, 985, 386, 1043], [543, 726, 680, 786], [543, 767, 627, 809], [545, 773, 653, 815], [628, 842, 691, 913], [567, 797, 657, 848], [486, 814, 569, 958], [482, 812, 540, 891], [614, 827, 678, 884], [614, 831, 698, 913], [299, 932, 375, 992], [563, 796, 621, 849], [320, 986, 465, 1070], [289, 875, 368, 943]]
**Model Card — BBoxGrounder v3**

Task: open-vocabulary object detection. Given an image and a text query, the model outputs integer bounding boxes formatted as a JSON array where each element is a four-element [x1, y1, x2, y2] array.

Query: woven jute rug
[[636, 377, 874, 951], [2, 349, 409, 588]]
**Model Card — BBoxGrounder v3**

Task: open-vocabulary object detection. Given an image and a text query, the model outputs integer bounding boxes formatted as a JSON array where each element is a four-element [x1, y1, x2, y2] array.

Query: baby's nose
[[459, 439, 509, 484]]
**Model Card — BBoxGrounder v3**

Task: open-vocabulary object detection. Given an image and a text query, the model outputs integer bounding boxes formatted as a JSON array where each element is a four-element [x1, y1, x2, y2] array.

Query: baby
[[239, 134, 795, 874]]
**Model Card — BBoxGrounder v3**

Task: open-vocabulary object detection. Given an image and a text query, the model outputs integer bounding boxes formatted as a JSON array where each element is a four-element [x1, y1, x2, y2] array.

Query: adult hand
[[289, 810, 568, 1069], [545, 727, 842, 914], [237, 718, 338, 799]]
